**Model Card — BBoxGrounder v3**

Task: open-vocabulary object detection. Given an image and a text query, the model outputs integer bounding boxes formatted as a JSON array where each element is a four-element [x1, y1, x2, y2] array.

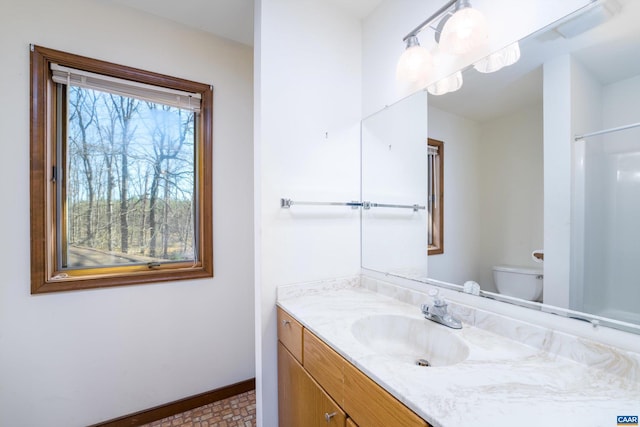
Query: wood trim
[[89, 378, 255, 427], [427, 138, 444, 256], [32, 45, 211, 93], [30, 44, 50, 295]]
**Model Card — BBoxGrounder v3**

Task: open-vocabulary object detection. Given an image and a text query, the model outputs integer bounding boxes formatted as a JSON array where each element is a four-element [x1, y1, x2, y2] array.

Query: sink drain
[[416, 358, 431, 367]]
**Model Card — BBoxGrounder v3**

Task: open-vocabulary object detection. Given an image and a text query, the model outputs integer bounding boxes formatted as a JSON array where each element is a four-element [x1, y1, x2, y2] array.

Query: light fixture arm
[[402, 0, 458, 42], [455, 0, 472, 11]]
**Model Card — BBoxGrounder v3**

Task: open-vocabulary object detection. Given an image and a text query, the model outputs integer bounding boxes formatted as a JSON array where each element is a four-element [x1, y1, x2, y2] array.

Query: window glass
[[61, 85, 196, 269]]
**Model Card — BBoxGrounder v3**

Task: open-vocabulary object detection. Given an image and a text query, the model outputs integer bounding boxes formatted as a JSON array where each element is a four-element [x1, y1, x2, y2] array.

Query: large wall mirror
[[361, 0, 640, 333], [361, 91, 429, 279]]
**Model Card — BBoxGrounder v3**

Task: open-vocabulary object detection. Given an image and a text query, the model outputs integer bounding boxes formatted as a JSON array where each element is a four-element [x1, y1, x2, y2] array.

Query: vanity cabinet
[[277, 307, 430, 427]]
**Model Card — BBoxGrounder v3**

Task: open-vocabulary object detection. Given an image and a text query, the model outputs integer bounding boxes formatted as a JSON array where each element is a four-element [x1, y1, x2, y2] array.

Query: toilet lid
[[493, 265, 542, 275]]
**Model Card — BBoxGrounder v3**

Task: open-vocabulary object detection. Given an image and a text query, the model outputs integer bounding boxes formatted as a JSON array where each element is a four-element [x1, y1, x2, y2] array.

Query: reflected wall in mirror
[[361, 90, 428, 279], [361, 0, 640, 332]]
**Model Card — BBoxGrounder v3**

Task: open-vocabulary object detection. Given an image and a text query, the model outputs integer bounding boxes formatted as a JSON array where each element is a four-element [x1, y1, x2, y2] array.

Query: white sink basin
[[350, 314, 469, 367]]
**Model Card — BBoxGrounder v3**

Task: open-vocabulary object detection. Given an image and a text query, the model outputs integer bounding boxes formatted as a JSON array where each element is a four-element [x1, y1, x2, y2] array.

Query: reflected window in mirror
[[428, 138, 444, 255]]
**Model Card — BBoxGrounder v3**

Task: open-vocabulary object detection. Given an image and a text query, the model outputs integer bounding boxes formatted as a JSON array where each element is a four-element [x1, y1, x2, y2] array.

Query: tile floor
[[141, 390, 256, 427]]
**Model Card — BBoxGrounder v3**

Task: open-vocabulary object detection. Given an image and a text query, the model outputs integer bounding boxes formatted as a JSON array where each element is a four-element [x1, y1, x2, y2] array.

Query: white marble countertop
[[277, 278, 640, 427]]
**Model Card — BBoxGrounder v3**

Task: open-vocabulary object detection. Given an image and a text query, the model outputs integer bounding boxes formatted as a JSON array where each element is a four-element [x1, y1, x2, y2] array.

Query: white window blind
[[50, 63, 202, 113]]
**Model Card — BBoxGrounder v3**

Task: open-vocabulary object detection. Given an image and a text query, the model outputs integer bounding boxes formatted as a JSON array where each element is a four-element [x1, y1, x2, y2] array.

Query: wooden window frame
[[30, 45, 214, 294], [428, 138, 444, 255]]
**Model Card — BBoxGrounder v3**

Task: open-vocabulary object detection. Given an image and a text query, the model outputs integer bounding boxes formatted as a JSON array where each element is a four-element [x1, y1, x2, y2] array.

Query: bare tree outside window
[[62, 86, 196, 268]]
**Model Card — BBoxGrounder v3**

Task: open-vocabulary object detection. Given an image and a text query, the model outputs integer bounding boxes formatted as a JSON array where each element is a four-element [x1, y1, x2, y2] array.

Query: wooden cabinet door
[[343, 360, 428, 427], [278, 342, 346, 427], [346, 418, 359, 427]]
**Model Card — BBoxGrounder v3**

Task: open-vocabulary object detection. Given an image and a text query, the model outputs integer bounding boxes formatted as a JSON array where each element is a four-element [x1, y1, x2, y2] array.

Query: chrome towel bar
[[280, 198, 425, 212]]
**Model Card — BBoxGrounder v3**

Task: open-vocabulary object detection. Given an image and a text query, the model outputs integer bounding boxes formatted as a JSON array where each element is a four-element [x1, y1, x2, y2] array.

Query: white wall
[[603, 75, 640, 128], [477, 103, 544, 291], [255, 1, 362, 425], [542, 55, 573, 309], [544, 55, 604, 309], [570, 58, 605, 312], [427, 106, 482, 285], [0, 1, 255, 426]]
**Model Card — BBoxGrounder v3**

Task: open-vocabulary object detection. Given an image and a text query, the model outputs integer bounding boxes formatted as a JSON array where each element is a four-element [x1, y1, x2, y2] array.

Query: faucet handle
[[420, 304, 430, 315], [428, 289, 446, 306]]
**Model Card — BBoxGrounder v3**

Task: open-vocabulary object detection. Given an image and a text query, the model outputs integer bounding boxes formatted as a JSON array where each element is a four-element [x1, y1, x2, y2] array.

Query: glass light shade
[[429, 44, 452, 69], [396, 43, 432, 83], [439, 7, 489, 55], [427, 71, 463, 96], [499, 41, 521, 67], [473, 41, 521, 73]]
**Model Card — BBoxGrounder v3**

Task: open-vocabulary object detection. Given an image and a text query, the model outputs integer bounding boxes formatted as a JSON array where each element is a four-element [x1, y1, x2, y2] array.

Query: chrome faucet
[[421, 290, 462, 329]]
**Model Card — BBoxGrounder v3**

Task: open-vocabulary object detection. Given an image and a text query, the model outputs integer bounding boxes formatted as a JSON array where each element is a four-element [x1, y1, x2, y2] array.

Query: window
[[30, 45, 213, 293], [428, 138, 443, 255]]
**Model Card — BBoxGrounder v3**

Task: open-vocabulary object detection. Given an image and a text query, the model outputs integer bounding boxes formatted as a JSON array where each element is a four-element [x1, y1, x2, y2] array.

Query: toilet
[[492, 265, 543, 302]]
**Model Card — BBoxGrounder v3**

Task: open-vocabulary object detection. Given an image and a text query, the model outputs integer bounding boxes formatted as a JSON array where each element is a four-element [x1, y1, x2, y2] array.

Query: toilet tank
[[492, 265, 543, 302]]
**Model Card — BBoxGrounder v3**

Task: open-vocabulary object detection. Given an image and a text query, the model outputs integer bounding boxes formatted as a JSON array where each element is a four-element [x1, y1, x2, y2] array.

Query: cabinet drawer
[[343, 361, 428, 427], [303, 329, 345, 405], [277, 307, 303, 363]]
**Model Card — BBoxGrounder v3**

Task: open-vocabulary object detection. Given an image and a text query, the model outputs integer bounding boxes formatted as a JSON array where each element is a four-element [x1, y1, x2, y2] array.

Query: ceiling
[[108, 0, 383, 46], [109, 0, 255, 45]]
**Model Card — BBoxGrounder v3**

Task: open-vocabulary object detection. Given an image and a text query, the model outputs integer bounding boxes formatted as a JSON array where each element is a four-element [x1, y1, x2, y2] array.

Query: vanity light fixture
[[427, 70, 463, 95], [438, 0, 489, 55], [396, 35, 433, 83], [473, 41, 521, 73], [396, 0, 457, 84], [396, 0, 489, 87]]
